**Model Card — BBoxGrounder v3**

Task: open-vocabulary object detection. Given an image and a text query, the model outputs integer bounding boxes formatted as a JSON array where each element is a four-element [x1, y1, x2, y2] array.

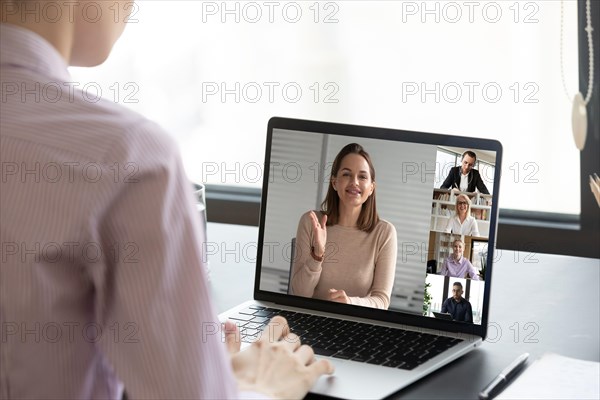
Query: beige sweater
[[290, 211, 398, 309]]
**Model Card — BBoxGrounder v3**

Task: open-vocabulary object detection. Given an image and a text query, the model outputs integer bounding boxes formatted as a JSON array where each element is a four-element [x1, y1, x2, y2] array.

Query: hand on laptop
[[224, 316, 335, 399]]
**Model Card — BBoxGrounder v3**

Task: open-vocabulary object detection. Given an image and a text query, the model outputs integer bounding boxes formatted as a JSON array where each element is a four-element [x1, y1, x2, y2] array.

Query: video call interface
[[259, 128, 497, 325]]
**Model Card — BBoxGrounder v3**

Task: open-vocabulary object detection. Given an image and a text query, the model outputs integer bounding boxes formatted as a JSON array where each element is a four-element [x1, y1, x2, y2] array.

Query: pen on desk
[[478, 353, 529, 400]]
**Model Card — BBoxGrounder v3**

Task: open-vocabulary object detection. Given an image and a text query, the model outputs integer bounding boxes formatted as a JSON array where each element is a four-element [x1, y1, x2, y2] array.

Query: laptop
[[220, 117, 502, 399], [432, 312, 454, 321]]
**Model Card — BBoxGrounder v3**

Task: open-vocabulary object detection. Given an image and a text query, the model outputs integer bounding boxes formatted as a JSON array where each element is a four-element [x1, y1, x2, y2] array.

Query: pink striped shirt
[[0, 23, 239, 399], [439, 255, 480, 281]]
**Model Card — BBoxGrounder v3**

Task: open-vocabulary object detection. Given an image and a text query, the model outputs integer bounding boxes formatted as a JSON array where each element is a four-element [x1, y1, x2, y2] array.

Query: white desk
[[207, 222, 600, 399]]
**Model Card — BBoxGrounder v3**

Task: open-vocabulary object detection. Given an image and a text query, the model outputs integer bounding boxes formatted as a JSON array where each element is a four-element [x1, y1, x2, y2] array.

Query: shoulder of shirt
[[64, 96, 177, 163], [302, 210, 325, 218], [2, 85, 177, 165], [98, 102, 177, 164], [373, 219, 397, 236]]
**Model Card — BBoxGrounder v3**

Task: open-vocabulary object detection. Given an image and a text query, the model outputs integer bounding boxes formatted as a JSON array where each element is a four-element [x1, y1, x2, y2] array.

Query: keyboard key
[[376, 350, 397, 361], [253, 310, 273, 317], [241, 335, 258, 343], [398, 361, 419, 370], [403, 348, 416, 356], [432, 340, 455, 350], [240, 328, 260, 337], [313, 347, 336, 357], [279, 311, 296, 318], [251, 316, 269, 324], [325, 344, 348, 353], [249, 305, 266, 310], [366, 357, 388, 365], [229, 320, 248, 328], [383, 359, 402, 368], [302, 331, 322, 340], [350, 355, 370, 363], [301, 338, 321, 347], [239, 308, 257, 315], [428, 347, 446, 357], [357, 348, 380, 358], [245, 322, 264, 330], [330, 354, 351, 361], [230, 314, 254, 322], [360, 343, 384, 353], [332, 352, 354, 360]]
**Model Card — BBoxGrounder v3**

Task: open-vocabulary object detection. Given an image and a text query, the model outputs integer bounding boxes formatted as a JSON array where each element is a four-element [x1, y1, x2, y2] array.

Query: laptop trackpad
[[311, 358, 412, 399]]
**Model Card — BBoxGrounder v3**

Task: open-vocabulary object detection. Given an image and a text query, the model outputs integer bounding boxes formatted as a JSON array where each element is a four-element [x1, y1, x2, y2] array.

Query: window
[[434, 149, 457, 188], [70, 1, 582, 214], [69, 1, 599, 258]]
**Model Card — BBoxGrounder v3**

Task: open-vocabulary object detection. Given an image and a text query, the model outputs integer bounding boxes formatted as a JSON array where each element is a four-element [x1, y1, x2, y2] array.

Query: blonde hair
[[452, 239, 465, 247]]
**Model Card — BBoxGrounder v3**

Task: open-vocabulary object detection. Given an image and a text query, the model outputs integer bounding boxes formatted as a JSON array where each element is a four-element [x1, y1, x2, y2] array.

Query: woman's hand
[[328, 289, 350, 304], [224, 317, 334, 399], [309, 211, 327, 258]]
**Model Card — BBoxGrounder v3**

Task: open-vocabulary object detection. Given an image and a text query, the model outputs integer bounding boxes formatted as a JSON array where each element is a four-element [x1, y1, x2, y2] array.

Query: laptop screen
[[257, 118, 501, 328]]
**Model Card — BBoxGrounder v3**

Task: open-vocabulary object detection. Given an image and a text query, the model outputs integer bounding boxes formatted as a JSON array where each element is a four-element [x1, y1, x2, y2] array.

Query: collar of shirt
[[459, 168, 472, 179], [0, 23, 70, 82], [450, 254, 464, 264]]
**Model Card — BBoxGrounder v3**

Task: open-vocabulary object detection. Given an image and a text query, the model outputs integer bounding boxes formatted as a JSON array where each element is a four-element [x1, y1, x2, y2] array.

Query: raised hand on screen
[[309, 211, 327, 258]]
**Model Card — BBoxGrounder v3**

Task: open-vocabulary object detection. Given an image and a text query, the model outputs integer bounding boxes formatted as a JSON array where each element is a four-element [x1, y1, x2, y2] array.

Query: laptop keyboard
[[229, 305, 463, 370]]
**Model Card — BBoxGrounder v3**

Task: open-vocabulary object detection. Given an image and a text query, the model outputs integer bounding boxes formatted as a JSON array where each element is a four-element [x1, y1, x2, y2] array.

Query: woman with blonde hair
[[445, 194, 480, 236]]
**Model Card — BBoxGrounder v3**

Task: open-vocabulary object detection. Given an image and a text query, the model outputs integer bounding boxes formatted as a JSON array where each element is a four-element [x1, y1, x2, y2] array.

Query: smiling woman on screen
[[290, 143, 398, 310]]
